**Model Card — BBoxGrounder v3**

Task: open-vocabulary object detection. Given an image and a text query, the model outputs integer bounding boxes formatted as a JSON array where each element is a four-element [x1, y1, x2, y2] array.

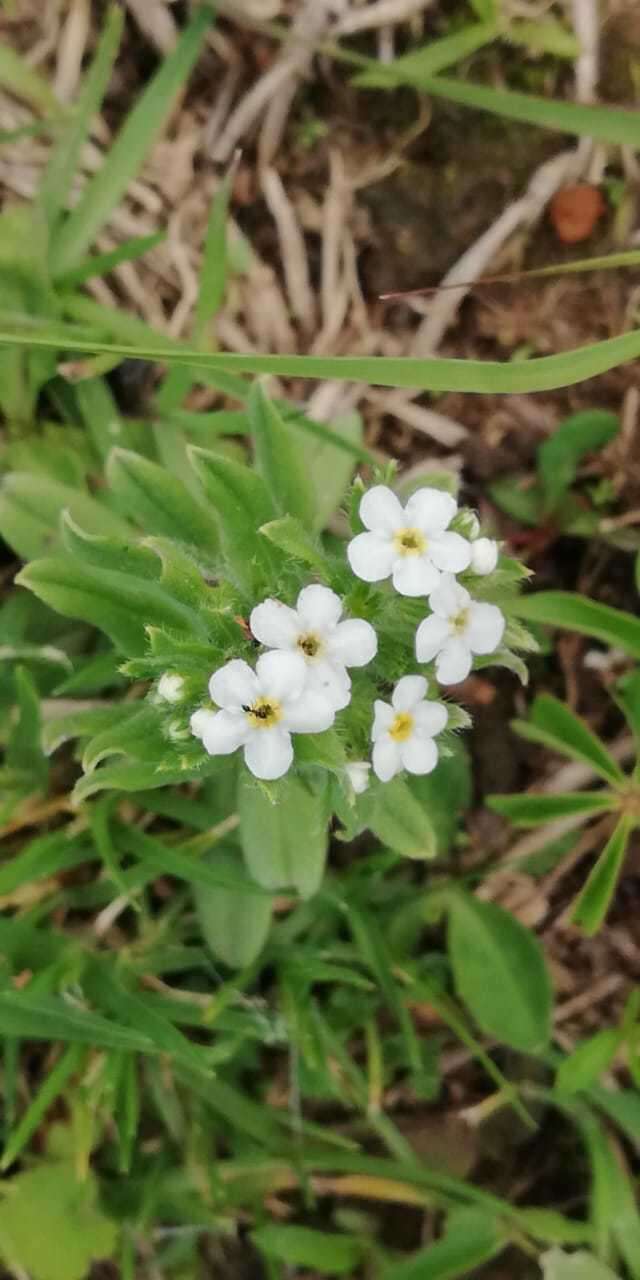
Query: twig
[[333, 0, 435, 37], [123, 0, 177, 54], [261, 166, 316, 333], [54, 0, 90, 103]]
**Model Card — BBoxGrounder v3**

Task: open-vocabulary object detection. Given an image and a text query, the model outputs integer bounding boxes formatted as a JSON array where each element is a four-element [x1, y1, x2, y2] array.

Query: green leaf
[[0, 472, 131, 560], [487, 475, 541, 526], [381, 1209, 503, 1280], [0, 832, 90, 897], [0, 41, 61, 115], [537, 410, 620, 512], [40, 4, 123, 231], [0, 992, 154, 1052], [489, 791, 617, 827], [107, 447, 219, 559], [17, 556, 203, 656], [10, 324, 640, 395], [571, 818, 633, 935], [541, 1250, 622, 1280], [407, 746, 472, 854], [56, 231, 165, 290], [556, 1030, 621, 1097], [353, 21, 498, 88], [259, 513, 327, 575], [512, 695, 625, 785], [306, 410, 363, 531], [7, 666, 47, 791], [116, 823, 270, 898], [447, 891, 552, 1052], [0, 1162, 117, 1280], [188, 445, 279, 594], [250, 382, 317, 528], [195, 848, 273, 968], [238, 773, 329, 898], [1, 1047, 84, 1170], [515, 593, 640, 661], [50, 5, 214, 275], [252, 1225, 363, 1276], [368, 777, 438, 859]]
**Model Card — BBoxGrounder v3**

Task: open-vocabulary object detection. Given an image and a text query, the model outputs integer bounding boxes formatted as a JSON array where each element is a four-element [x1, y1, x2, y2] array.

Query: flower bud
[[469, 537, 499, 576], [157, 672, 185, 704], [345, 761, 371, 795], [455, 510, 480, 540], [167, 718, 191, 742]]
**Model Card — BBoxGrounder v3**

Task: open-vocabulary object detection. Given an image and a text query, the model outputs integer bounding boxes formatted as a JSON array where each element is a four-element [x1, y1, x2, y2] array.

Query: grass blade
[[56, 232, 166, 289], [6, 325, 640, 393], [515, 592, 640, 660], [571, 817, 633, 935], [41, 4, 123, 232], [50, 5, 214, 276], [0, 41, 61, 115]]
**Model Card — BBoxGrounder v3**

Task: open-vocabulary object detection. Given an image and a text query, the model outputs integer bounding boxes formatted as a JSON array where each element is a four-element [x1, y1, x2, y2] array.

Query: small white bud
[[167, 718, 191, 742], [345, 761, 371, 795], [469, 537, 499, 576], [157, 673, 185, 704], [457, 510, 480, 540]]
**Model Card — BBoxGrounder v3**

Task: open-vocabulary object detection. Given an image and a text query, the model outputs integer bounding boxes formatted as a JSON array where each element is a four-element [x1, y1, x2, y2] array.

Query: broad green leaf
[[541, 1249, 622, 1280], [0, 1161, 117, 1280], [538, 411, 619, 512], [487, 474, 541, 527], [354, 21, 498, 88], [306, 410, 363, 531], [249, 382, 317, 528], [489, 791, 616, 827], [571, 818, 633, 935], [259, 514, 327, 576], [107, 447, 219, 559], [188, 445, 279, 593], [72, 758, 206, 803], [589, 1086, 640, 1144], [10, 324, 640, 395], [17, 557, 203, 656], [382, 1208, 503, 1280], [238, 773, 329, 898], [368, 776, 437, 859], [556, 1030, 621, 1096], [50, 6, 214, 275], [0, 472, 131, 560], [195, 848, 273, 968], [512, 695, 625, 785], [40, 4, 123, 231], [515, 593, 640, 661], [116, 823, 270, 898], [447, 891, 552, 1052], [252, 1225, 363, 1276]]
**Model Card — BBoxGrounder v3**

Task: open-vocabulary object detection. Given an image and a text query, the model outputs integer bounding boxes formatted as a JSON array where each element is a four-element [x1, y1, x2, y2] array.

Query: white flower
[[157, 673, 185, 704], [415, 574, 505, 684], [250, 584, 377, 711], [345, 761, 371, 795], [347, 485, 471, 597], [190, 651, 335, 781], [469, 537, 499, 576], [371, 675, 447, 783]]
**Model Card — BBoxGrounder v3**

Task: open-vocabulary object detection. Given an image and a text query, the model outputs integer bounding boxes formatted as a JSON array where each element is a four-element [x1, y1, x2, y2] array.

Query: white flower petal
[[360, 484, 405, 533], [428, 573, 469, 619], [347, 531, 395, 582], [415, 614, 451, 663], [190, 708, 215, 741], [470, 537, 499, 575], [329, 618, 377, 668], [209, 659, 258, 710], [158, 673, 185, 704], [296, 583, 342, 631], [405, 487, 457, 535], [466, 602, 505, 654], [372, 736, 401, 782], [244, 727, 293, 780], [309, 660, 351, 710], [194, 708, 248, 756], [400, 734, 438, 775], [281, 688, 336, 733], [250, 598, 299, 648], [392, 555, 440, 598], [436, 638, 472, 684], [392, 675, 428, 711], [429, 531, 471, 574], [413, 700, 448, 736], [256, 649, 307, 701], [372, 699, 394, 741]]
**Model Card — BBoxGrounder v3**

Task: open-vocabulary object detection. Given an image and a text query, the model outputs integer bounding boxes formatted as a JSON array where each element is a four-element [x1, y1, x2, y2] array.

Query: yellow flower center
[[452, 608, 469, 634], [393, 527, 427, 557], [389, 711, 414, 742], [244, 696, 282, 730], [297, 631, 322, 660]]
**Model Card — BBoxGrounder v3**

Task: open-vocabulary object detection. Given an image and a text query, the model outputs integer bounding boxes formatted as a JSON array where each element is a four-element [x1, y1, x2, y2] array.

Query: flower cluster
[[182, 485, 508, 786]]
